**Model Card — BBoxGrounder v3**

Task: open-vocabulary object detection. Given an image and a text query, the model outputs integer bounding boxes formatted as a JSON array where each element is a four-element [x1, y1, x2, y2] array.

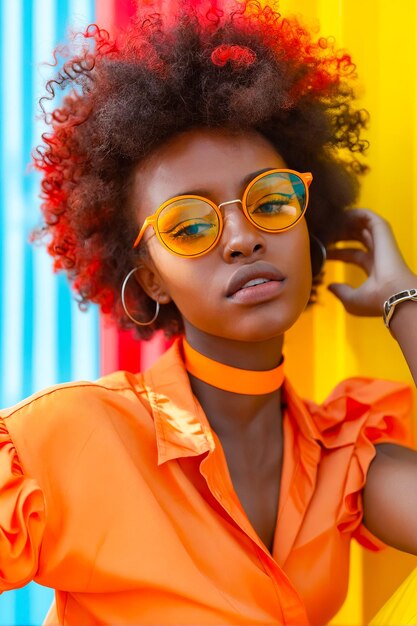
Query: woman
[[0, 1, 416, 624]]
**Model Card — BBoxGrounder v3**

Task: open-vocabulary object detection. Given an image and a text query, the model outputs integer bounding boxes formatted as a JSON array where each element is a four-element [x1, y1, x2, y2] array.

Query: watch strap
[[383, 288, 417, 328]]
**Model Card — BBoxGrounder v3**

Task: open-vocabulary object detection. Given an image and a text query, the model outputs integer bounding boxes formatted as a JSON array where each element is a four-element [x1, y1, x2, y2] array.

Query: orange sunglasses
[[133, 168, 313, 258]]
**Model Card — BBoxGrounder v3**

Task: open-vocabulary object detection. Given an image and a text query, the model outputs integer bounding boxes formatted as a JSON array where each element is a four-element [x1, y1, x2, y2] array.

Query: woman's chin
[[184, 317, 297, 344]]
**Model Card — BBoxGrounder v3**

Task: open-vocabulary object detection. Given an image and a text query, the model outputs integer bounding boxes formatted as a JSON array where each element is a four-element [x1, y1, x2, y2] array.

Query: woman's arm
[[363, 443, 417, 555], [389, 298, 417, 386], [327, 208, 417, 554]]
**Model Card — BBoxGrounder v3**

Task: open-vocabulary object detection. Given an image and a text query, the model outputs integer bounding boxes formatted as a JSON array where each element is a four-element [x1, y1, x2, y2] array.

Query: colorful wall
[[282, 1, 417, 623], [0, 1, 97, 623], [0, 0, 416, 624]]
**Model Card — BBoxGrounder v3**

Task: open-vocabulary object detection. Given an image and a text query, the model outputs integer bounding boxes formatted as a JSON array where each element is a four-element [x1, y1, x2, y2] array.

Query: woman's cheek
[[151, 246, 215, 307]]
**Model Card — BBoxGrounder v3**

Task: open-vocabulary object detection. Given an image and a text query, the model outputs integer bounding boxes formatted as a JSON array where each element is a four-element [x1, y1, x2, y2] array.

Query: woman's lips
[[226, 261, 285, 297], [228, 278, 285, 304]]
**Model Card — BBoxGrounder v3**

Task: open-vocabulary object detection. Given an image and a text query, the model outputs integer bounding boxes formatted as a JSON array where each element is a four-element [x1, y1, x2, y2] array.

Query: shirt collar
[[283, 378, 323, 444], [142, 338, 215, 465], [141, 338, 322, 465]]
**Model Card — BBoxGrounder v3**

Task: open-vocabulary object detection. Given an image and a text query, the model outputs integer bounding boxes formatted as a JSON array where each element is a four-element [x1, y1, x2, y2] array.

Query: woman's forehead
[[132, 127, 286, 211]]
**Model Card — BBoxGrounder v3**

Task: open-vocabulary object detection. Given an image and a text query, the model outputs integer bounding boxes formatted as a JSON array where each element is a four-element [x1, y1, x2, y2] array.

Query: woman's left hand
[[326, 208, 417, 317]]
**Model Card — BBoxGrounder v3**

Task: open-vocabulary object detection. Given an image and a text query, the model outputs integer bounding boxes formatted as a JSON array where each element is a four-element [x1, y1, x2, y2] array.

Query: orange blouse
[[0, 339, 412, 625]]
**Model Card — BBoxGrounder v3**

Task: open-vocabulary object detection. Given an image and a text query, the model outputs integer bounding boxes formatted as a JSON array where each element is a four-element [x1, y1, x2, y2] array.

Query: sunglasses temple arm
[[303, 173, 313, 187], [133, 218, 153, 248]]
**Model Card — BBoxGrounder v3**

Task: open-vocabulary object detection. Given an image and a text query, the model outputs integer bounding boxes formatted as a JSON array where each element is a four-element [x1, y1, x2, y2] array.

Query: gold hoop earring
[[121, 267, 160, 326]]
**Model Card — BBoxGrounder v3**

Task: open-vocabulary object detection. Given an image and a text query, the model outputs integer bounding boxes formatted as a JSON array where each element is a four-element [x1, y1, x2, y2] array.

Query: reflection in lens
[[247, 172, 306, 231], [158, 198, 219, 255]]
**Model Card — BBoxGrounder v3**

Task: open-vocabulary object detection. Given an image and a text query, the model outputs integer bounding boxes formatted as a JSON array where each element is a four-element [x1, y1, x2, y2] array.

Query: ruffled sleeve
[[0, 417, 45, 591], [306, 378, 413, 551]]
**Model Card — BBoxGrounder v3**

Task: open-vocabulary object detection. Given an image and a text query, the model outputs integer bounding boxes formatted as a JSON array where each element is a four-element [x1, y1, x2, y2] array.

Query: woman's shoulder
[[313, 376, 412, 410], [0, 371, 156, 592], [0, 370, 152, 473], [283, 376, 413, 552], [1, 369, 149, 417], [286, 375, 413, 448]]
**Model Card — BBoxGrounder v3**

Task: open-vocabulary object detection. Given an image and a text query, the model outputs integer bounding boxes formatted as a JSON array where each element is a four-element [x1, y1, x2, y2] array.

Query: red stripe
[[96, 0, 170, 374]]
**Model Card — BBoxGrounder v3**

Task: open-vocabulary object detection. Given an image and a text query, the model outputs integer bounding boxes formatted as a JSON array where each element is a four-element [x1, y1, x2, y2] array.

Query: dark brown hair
[[32, 0, 369, 339]]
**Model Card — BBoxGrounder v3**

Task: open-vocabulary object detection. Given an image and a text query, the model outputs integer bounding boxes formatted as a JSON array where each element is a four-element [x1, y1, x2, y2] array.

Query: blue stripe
[[56, 0, 70, 45], [14, 585, 30, 626], [57, 272, 73, 382]]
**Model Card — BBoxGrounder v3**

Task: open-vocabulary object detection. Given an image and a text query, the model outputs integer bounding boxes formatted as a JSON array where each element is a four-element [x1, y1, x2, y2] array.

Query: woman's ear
[[309, 233, 327, 278], [133, 255, 172, 305]]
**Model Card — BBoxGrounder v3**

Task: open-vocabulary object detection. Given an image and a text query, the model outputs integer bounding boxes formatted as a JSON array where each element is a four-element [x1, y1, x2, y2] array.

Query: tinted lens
[[157, 198, 220, 256], [246, 172, 306, 231]]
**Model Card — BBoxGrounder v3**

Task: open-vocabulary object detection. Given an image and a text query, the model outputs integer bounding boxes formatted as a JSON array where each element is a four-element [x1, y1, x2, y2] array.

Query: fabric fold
[[306, 378, 412, 549], [0, 417, 45, 591]]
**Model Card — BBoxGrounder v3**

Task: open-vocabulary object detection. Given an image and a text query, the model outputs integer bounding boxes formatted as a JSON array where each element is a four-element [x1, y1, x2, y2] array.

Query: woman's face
[[131, 127, 312, 343]]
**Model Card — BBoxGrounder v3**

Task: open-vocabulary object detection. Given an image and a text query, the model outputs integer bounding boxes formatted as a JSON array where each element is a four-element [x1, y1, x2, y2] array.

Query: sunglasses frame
[[133, 168, 313, 258]]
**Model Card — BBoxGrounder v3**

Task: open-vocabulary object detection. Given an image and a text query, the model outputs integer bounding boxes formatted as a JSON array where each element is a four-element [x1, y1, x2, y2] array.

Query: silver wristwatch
[[383, 288, 417, 328]]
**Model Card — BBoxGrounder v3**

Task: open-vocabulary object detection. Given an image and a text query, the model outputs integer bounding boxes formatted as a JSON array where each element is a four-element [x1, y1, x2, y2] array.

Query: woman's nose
[[220, 201, 266, 261]]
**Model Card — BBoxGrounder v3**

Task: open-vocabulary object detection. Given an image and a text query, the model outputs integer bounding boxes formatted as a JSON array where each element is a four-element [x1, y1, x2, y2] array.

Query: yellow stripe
[[275, 1, 417, 624]]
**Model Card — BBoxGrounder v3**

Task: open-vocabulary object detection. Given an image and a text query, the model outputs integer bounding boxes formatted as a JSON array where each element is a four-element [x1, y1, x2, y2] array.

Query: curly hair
[[32, 0, 369, 340]]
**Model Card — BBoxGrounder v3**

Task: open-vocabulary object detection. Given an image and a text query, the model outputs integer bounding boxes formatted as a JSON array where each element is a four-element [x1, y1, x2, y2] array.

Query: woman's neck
[[183, 324, 284, 371], [182, 325, 284, 439]]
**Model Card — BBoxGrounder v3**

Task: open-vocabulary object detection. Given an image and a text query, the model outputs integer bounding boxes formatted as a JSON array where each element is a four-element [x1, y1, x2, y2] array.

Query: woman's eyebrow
[[241, 167, 275, 187], [174, 167, 275, 197]]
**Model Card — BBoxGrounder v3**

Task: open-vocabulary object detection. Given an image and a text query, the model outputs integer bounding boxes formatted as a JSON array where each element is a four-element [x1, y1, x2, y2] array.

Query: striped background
[[1, 0, 417, 624], [0, 0, 99, 406], [0, 1, 97, 623]]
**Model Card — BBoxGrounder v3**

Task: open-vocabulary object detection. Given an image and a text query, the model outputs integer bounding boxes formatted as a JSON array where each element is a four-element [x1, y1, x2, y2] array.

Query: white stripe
[[70, 0, 94, 29], [70, 297, 98, 381], [31, 0, 58, 390], [68, 0, 99, 382], [72, 303, 98, 380]]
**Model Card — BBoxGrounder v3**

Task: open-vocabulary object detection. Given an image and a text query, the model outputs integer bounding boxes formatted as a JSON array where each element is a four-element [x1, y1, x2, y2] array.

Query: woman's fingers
[[326, 247, 372, 274], [331, 210, 378, 250], [327, 282, 371, 315], [336, 207, 374, 234], [327, 282, 355, 306], [360, 227, 374, 252], [327, 281, 380, 316], [333, 208, 408, 274]]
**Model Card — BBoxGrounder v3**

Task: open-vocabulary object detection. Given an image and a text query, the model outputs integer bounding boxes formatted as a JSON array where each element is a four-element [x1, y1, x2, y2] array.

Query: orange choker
[[182, 338, 284, 395]]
